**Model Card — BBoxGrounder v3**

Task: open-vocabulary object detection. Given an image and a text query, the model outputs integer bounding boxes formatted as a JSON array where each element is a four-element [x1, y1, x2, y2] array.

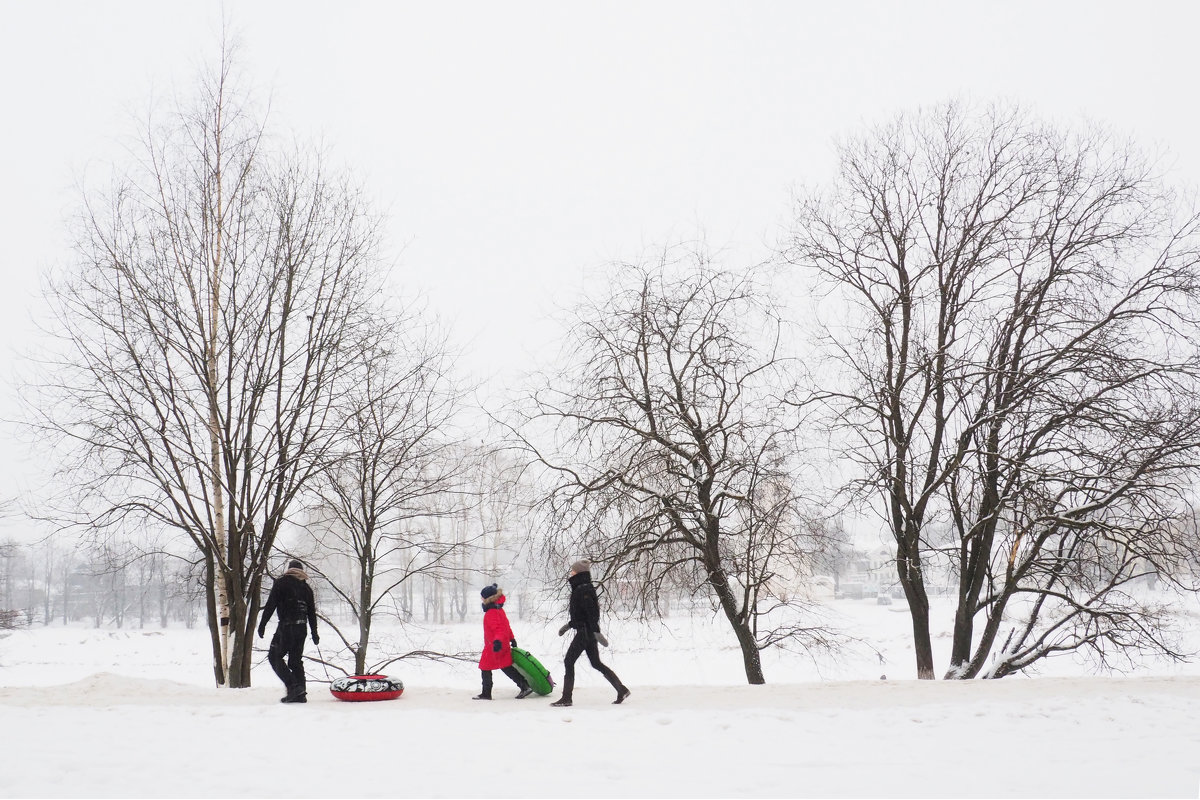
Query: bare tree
[[29, 41, 389, 686], [785, 101, 1200, 678], [298, 320, 479, 675], [515, 250, 832, 685]]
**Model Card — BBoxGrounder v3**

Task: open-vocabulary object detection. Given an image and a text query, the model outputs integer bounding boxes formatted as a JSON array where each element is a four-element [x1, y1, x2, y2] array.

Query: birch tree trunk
[[32, 36, 394, 688]]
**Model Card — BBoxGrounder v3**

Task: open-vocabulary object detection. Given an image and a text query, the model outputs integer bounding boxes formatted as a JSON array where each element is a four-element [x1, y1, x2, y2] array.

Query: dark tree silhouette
[[516, 250, 832, 684], [786, 101, 1200, 678]]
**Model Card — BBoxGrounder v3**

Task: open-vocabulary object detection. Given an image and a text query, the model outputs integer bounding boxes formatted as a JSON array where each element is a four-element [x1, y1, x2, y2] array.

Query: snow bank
[[2, 601, 1199, 798]]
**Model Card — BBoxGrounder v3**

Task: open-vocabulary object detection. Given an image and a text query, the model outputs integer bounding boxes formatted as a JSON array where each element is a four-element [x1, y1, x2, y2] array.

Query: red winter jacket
[[479, 596, 516, 670]]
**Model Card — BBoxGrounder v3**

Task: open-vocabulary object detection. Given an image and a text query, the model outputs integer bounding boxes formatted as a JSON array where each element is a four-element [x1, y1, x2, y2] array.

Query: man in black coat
[[550, 560, 630, 707], [258, 559, 320, 703]]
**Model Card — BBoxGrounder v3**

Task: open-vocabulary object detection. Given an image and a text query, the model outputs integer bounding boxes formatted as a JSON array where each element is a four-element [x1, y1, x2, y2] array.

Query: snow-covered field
[[2, 597, 1199, 798]]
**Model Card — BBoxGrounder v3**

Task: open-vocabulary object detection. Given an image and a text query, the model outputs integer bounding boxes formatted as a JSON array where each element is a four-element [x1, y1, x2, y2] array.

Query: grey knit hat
[[570, 559, 591, 574]]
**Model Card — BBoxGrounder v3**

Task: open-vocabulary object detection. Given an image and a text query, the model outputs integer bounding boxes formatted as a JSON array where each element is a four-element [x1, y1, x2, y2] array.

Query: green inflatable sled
[[511, 646, 555, 696]]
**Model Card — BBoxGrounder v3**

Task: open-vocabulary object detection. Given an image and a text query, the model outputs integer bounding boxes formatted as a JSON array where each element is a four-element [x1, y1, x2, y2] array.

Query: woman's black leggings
[[560, 631, 622, 700]]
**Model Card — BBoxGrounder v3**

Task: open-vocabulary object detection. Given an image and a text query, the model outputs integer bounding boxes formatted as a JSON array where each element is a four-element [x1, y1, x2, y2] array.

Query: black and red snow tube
[[329, 674, 404, 701]]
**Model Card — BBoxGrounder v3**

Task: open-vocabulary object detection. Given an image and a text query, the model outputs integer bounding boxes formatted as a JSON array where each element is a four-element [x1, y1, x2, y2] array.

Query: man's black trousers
[[268, 621, 307, 699]]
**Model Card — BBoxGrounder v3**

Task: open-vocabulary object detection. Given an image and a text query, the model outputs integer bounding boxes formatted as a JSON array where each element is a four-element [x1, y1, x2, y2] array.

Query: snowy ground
[[2, 597, 1199, 798]]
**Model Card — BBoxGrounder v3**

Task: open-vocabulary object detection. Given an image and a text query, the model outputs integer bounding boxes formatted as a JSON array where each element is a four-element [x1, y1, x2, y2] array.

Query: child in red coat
[[475, 584, 533, 700]]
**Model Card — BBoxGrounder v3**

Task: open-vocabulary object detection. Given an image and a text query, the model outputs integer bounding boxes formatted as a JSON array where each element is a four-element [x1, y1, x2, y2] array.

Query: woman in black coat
[[550, 560, 630, 707]]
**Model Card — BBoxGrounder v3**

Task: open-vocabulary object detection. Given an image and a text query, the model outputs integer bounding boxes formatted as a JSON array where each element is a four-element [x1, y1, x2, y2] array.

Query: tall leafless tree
[[298, 320, 478, 675], [29, 41, 389, 686], [515, 250, 832, 685], [785, 101, 1200, 678]]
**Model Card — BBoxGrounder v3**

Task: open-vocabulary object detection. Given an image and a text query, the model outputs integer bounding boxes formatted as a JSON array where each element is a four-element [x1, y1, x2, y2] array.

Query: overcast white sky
[[2, 1, 1199, 539]]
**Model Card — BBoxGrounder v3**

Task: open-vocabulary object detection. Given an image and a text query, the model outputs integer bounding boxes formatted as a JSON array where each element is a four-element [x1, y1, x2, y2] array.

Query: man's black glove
[[595, 632, 609, 647], [558, 623, 571, 636], [311, 630, 320, 645], [257, 625, 265, 639], [492, 639, 502, 652], [510, 638, 517, 648]]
